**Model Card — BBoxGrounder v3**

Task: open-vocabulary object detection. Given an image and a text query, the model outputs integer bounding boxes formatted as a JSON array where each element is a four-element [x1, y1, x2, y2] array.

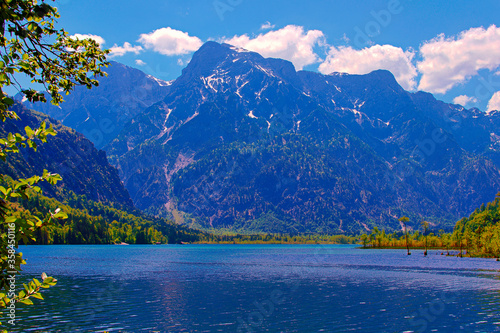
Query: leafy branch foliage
[[0, 0, 108, 110], [0, 128, 65, 315], [0, 0, 108, 326], [0, 273, 56, 307]]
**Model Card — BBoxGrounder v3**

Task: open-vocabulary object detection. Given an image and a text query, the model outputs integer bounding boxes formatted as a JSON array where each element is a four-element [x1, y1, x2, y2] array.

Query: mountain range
[[20, 41, 500, 234], [17, 62, 172, 149]]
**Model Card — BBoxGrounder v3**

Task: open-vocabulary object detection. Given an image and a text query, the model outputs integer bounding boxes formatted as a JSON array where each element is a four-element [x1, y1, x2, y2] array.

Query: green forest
[[358, 193, 500, 258], [3, 178, 210, 245]]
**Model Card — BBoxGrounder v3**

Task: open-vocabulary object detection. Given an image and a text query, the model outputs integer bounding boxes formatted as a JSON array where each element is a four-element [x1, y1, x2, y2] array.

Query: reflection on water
[[5, 245, 500, 332]]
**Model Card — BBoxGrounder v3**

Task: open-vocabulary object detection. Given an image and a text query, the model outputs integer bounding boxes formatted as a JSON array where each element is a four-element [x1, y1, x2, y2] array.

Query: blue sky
[[46, 0, 500, 111]]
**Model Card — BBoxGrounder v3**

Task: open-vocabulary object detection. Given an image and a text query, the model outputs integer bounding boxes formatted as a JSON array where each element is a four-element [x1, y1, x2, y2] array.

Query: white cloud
[[177, 59, 185, 66], [487, 91, 500, 113], [318, 45, 417, 90], [453, 95, 478, 106], [260, 21, 275, 30], [135, 59, 146, 66], [138, 27, 203, 56], [418, 25, 500, 94], [223, 25, 325, 70], [69, 34, 105, 46], [109, 42, 143, 57]]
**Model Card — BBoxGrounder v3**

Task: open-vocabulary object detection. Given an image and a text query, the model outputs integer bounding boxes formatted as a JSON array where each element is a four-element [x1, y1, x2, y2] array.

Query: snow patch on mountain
[[147, 75, 173, 87], [255, 83, 269, 99], [248, 110, 258, 119], [201, 75, 225, 93], [255, 65, 276, 78], [184, 111, 199, 124], [354, 99, 366, 109]]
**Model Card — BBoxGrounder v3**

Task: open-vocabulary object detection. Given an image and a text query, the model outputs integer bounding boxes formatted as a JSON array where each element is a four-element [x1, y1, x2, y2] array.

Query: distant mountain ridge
[[16, 61, 172, 149], [22, 42, 500, 234]]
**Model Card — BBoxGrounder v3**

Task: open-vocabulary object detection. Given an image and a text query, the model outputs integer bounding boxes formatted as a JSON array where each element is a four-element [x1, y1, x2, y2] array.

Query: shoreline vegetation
[[9, 179, 500, 259], [356, 193, 500, 259]]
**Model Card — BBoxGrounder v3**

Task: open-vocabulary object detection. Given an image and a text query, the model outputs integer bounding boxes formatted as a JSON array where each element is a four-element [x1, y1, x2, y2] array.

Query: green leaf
[[31, 293, 43, 300], [25, 126, 34, 138], [53, 211, 68, 220], [19, 298, 33, 305], [42, 277, 56, 285], [5, 216, 17, 223]]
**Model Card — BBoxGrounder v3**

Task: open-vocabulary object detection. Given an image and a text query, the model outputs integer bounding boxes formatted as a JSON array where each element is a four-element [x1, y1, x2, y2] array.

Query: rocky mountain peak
[[19, 42, 500, 234], [176, 42, 302, 90]]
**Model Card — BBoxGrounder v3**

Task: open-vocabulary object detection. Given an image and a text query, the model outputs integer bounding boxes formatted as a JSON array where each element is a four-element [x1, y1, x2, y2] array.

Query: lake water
[[5, 245, 500, 332]]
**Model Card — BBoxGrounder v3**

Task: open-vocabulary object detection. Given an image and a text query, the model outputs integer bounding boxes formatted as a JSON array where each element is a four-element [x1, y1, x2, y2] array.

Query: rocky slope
[[103, 42, 500, 233]]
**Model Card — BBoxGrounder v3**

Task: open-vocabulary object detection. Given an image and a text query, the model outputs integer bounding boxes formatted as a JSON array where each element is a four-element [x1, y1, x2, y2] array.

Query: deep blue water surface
[[6, 245, 500, 332]]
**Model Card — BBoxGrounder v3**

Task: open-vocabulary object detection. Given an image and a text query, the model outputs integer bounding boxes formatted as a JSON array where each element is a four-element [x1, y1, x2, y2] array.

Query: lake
[[6, 245, 500, 332]]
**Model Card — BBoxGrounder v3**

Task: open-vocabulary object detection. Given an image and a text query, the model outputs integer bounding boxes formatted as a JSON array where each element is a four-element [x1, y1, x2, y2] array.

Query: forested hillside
[[452, 193, 500, 257], [0, 103, 133, 208], [3, 175, 209, 245], [0, 104, 211, 245]]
